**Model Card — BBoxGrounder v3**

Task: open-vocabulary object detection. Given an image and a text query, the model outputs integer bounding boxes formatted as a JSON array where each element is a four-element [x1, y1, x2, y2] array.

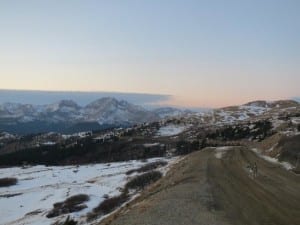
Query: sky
[[0, 0, 299, 108]]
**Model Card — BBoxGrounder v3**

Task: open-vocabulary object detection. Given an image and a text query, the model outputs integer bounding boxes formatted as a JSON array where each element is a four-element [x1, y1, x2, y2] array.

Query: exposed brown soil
[[97, 147, 300, 225]]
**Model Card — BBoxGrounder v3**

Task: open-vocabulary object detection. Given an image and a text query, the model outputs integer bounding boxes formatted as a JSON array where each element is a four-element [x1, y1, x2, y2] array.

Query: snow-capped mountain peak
[[84, 98, 157, 124], [0, 98, 159, 134], [45, 100, 80, 113]]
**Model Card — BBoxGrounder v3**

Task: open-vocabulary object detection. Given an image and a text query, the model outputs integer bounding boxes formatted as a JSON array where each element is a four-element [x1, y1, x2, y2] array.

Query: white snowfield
[[156, 125, 188, 137], [0, 158, 176, 225]]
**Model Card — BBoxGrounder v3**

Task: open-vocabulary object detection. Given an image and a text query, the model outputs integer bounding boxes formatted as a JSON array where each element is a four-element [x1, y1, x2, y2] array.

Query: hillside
[[98, 147, 300, 225], [0, 99, 299, 225]]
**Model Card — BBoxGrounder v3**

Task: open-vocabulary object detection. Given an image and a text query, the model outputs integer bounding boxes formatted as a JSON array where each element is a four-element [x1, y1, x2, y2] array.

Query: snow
[[212, 105, 269, 125], [0, 98, 155, 126], [214, 147, 232, 159], [279, 130, 300, 137], [0, 157, 175, 225], [41, 141, 56, 146], [156, 125, 187, 137], [0, 132, 16, 140], [143, 143, 160, 147], [251, 148, 294, 170], [291, 117, 300, 124], [239, 105, 269, 115], [266, 144, 277, 153]]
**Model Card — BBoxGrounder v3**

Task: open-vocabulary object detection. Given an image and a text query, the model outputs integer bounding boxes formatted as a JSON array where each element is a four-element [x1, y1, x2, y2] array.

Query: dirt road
[[98, 147, 300, 225]]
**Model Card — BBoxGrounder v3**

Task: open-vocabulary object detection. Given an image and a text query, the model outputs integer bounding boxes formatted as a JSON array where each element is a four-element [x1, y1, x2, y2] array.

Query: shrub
[[0, 177, 18, 187], [87, 193, 129, 221], [125, 171, 162, 191], [95, 193, 128, 214], [176, 140, 192, 155], [47, 194, 89, 218], [52, 216, 77, 225], [64, 194, 89, 207], [126, 161, 168, 175]]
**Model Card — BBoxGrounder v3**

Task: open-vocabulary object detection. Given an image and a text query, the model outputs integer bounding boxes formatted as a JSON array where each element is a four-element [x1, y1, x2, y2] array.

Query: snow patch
[[214, 146, 232, 159], [251, 148, 294, 170], [291, 117, 300, 125], [143, 143, 160, 147], [156, 125, 187, 137]]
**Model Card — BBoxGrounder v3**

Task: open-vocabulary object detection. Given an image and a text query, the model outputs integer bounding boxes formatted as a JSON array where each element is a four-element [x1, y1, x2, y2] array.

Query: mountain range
[[1, 98, 299, 135], [0, 98, 188, 134]]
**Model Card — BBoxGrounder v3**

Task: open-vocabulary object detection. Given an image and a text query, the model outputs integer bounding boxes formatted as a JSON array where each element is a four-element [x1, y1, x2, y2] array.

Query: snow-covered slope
[[0, 158, 175, 225]]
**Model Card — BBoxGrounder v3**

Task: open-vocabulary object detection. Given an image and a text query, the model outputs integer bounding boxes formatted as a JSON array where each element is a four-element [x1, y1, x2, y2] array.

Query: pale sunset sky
[[0, 0, 299, 107]]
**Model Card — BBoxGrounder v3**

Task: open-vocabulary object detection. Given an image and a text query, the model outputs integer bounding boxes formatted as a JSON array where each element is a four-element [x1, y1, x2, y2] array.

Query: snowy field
[[0, 158, 176, 225]]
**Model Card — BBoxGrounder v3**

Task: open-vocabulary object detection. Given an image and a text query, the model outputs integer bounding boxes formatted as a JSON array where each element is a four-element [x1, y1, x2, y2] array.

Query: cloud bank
[[0, 89, 172, 108]]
